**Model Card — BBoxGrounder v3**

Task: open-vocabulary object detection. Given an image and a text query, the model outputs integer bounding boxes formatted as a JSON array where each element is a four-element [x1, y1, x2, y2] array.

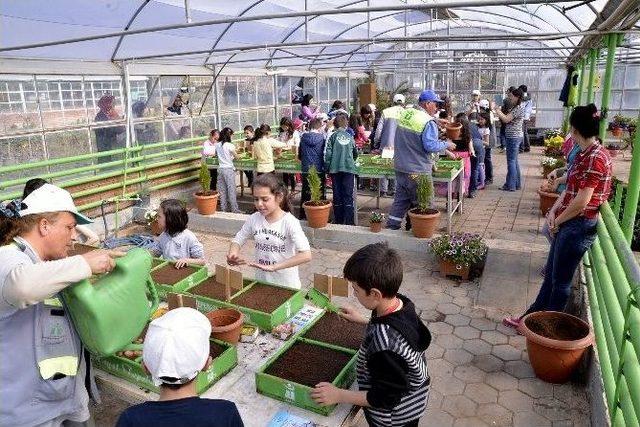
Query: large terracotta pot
[[303, 201, 332, 228], [370, 222, 383, 233], [518, 311, 593, 383], [445, 123, 462, 140], [538, 188, 559, 216], [194, 191, 219, 215], [408, 208, 440, 238], [206, 308, 244, 345]]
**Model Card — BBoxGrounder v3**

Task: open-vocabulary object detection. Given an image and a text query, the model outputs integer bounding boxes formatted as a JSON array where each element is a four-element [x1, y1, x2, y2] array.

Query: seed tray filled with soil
[[189, 276, 246, 302], [302, 312, 365, 351], [68, 243, 98, 257], [94, 338, 237, 395], [256, 339, 358, 415], [150, 263, 207, 297], [231, 283, 295, 313]]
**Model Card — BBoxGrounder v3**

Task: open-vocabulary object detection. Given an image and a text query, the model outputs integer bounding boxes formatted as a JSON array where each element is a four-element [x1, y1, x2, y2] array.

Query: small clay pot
[[445, 123, 462, 140], [408, 208, 440, 238], [206, 308, 244, 344], [370, 222, 382, 233], [518, 311, 593, 383], [194, 191, 219, 215], [537, 188, 560, 216], [303, 201, 332, 228]]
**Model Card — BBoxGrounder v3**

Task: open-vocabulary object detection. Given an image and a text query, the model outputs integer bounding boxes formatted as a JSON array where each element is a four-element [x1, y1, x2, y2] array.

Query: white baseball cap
[[472, 90, 481, 96], [392, 94, 406, 104], [143, 307, 212, 386], [367, 103, 377, 112], [479, 99, 490, 109], [20, 183, 92, 225]]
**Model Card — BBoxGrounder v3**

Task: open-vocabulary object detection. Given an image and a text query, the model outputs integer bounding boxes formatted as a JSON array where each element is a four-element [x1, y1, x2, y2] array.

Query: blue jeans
[[504, 137, 522, 191], [484, 147, 493, 182], [387, 171, 425, 229], [525, 217, 597, 315], [331, 172, 355, 225], [469, 139, 485, 193]]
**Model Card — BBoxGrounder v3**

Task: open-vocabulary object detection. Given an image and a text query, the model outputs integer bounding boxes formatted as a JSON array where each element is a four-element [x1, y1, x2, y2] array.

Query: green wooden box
[[94, 338, 237, 394], [274, 160, 301, 172], [433, 159, 463, 179], [255, 337, 357, 416], [150, 261, 208, 299], [204, 157, 218, 166], [185, 279, 305, 331]]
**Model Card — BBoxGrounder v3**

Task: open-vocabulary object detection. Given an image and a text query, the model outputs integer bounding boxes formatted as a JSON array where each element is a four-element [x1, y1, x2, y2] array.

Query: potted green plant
[[407, 174, 440, 238], [194, 162, 219, 215], [302, 166, 332, 228], [429, 233, 488, 280], [540, 156, 565, 179], [369, 211, 385, 233], [144, 208, 162, 235]]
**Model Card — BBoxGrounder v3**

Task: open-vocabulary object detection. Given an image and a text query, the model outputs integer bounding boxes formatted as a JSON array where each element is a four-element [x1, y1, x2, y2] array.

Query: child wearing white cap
[[116, 308, 243, 427]]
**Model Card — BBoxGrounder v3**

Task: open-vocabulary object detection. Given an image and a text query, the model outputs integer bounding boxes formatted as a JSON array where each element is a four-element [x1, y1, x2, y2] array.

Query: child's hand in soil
[[339, 305, 368, 324], [226, 253, 246, 266], [248, 262, 277, 272], [174, 258, 189, 269], [310, 382, 342, 406]]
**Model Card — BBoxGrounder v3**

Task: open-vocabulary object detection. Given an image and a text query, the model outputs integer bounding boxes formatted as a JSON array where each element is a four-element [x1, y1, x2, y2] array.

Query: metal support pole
[[212, 65, 222, 128], [304, 0, 308, 43], [621, 116, 640, 243], [599, 34, 617, 141], [272, 74, 278, 125], [587, 48, 598, 104], [577, 58, 586, 106], [346, 71, 351, 110]]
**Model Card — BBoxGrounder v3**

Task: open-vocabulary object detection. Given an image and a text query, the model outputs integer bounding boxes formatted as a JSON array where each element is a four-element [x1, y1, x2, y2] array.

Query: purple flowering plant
[[429, 232, 488, 268]]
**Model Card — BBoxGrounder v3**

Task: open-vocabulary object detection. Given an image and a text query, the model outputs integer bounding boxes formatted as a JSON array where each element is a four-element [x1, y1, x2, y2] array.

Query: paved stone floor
[[94, 147, 592, 426]]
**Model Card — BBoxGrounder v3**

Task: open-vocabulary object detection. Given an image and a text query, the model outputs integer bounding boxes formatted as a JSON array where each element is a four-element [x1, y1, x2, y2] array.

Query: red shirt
[[557, 143, 612, 220]]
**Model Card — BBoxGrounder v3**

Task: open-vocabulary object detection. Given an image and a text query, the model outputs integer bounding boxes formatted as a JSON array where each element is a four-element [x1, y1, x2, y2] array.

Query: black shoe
[[468, 192, 476, 199], [524, 148, 530, 152], [405, 218, 412, 231]]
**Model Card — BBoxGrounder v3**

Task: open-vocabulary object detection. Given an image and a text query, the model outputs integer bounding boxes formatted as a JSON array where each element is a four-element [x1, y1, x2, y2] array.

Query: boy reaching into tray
[[310, 242, 432, 427], [116, 308, 244, 427]]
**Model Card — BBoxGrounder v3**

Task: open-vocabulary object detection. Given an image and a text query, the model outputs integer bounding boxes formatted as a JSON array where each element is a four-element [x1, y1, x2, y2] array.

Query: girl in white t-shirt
[[227, 174, 312, 289], [215, 127, 241, 213], [202, 129, 220, 191]]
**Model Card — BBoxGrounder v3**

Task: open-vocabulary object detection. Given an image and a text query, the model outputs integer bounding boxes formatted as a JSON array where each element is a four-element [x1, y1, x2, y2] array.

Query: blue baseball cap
[[418, 90, 442, 103]]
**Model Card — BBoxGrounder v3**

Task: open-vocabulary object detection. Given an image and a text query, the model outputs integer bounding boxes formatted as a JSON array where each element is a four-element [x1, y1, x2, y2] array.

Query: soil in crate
[[209, 342, 226, 359], [265, 342, 352, 388], [190, 277, 230, 301], [68, 244, 97, 256], [303, 312, 365, 350], [231, 283, 295, 313], [525, 314, 589, 341], [151, 264, 198, 285]]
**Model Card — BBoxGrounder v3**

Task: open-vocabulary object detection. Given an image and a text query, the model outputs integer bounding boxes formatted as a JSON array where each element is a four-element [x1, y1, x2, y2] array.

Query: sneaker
[[502, 317, 522, 329]]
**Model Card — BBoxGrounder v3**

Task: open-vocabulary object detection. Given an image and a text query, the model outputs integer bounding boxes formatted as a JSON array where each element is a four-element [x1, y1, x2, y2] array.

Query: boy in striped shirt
[[311, 242, 431, 427]]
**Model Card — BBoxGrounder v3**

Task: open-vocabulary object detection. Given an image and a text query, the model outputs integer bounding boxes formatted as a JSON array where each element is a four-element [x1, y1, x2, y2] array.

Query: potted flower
[[303, 166, 332, 228], [543, 134, 564, 158], [194, 162, 219, 215], [540, 156, 565, 179], [537, 180, 560, 216], [369, 211, 385, 233], [429, 233, 488, 280], [407, 174, 440, 238], [609, 114, 629, 137], [144, 208, 162, 236]]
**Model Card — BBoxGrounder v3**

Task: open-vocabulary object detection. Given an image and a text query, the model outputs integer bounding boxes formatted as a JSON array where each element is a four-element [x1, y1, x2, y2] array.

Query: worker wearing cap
[[466, 90, 482, 115], [386, 90, 456, 230], [116, 308, 243, 426], [372, 93, 406, 196], [0, 184, 119, 426]]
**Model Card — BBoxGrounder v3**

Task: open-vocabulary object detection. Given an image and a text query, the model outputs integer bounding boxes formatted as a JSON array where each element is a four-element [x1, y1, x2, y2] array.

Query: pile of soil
[[190, 277, 230, 301], [151, 264, 199, 285], [303, 312, 365, 350], [68, 244, 97, 256], [525, 314, 589, 341], [231, 283, 295, 313], [264, 341, 352, 388], [209, 342, 226, 359]]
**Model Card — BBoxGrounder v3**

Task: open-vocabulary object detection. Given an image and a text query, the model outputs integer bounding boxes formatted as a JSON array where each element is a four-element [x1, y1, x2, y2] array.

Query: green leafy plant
[[429, 233, 488, 268], [415, 174, 435, 213], [198, 162, 212, 195], [307, 165, 323, 204], [369, 211, 385, 223]]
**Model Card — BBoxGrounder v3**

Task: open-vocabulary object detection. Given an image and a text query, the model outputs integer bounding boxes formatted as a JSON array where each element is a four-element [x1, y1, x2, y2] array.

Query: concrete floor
[[93, 147, 593, 426]]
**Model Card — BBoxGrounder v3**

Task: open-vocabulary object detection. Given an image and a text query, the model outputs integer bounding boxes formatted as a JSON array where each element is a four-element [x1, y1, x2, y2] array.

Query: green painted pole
[[599, 35, 617, 141], [620, 116, 640, 243], [577, 58, 586, 106], [587, 48, 598, 104]]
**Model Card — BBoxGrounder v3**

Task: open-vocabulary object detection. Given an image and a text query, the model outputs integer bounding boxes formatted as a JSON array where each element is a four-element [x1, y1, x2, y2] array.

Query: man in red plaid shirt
[[504, 104, 612, 329]]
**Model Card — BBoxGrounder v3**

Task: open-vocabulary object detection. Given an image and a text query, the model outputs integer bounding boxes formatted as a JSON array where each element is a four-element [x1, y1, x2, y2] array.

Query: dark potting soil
[[151, 264, 198, 285], [410, 207, 439, 215], [525, 314, 589, 341], [303, 312, 365, 350], [68, 243, 97, 257], [231, 283, 295, 313], [209, 341, 226, 359], [189, 277, 230, 300], [264, 341, 352, 388]]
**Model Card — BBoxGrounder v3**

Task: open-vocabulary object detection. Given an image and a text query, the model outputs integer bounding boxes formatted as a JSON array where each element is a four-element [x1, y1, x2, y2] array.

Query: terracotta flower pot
[[150, 219, 163, 236], [194, 191, 219, 215], [445, 123, 462, 140], [370, 222, 382, 233], [408, 208, 440, 238], [206, 308, 244, 345], [439, 258, 470, 280], [611, 127, 623, 137], [542, 165, 555, 179], [537, 188, 559, 216], [607, 147, 619, 158], [518, 311, 593, 383], [303, 201, 332, 228]]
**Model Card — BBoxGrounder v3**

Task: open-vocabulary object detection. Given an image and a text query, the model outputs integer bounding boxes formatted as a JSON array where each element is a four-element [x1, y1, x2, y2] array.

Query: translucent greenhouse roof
[[1, 0, 639, 73]]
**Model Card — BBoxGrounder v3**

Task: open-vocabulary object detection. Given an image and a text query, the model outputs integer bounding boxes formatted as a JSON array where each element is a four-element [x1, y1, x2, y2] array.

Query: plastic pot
[[445, 123, 462, 140], [206, 308, 244, 345], [537, 188, 559, 216], [303, 201, 332, 228], [408, 208, 440, 238], [370, 222, 382, 233], [518, 311, 593, 383], [194, 191, 219, 215]]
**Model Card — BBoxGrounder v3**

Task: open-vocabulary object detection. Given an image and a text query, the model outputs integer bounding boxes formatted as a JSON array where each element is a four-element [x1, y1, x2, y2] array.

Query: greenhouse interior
[[1, 1, 639, 426]]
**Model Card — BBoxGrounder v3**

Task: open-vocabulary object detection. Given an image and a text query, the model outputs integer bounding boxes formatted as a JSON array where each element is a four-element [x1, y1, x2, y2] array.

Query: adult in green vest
[[0, 184, 118, 426], [387, 90, 456, 230]]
